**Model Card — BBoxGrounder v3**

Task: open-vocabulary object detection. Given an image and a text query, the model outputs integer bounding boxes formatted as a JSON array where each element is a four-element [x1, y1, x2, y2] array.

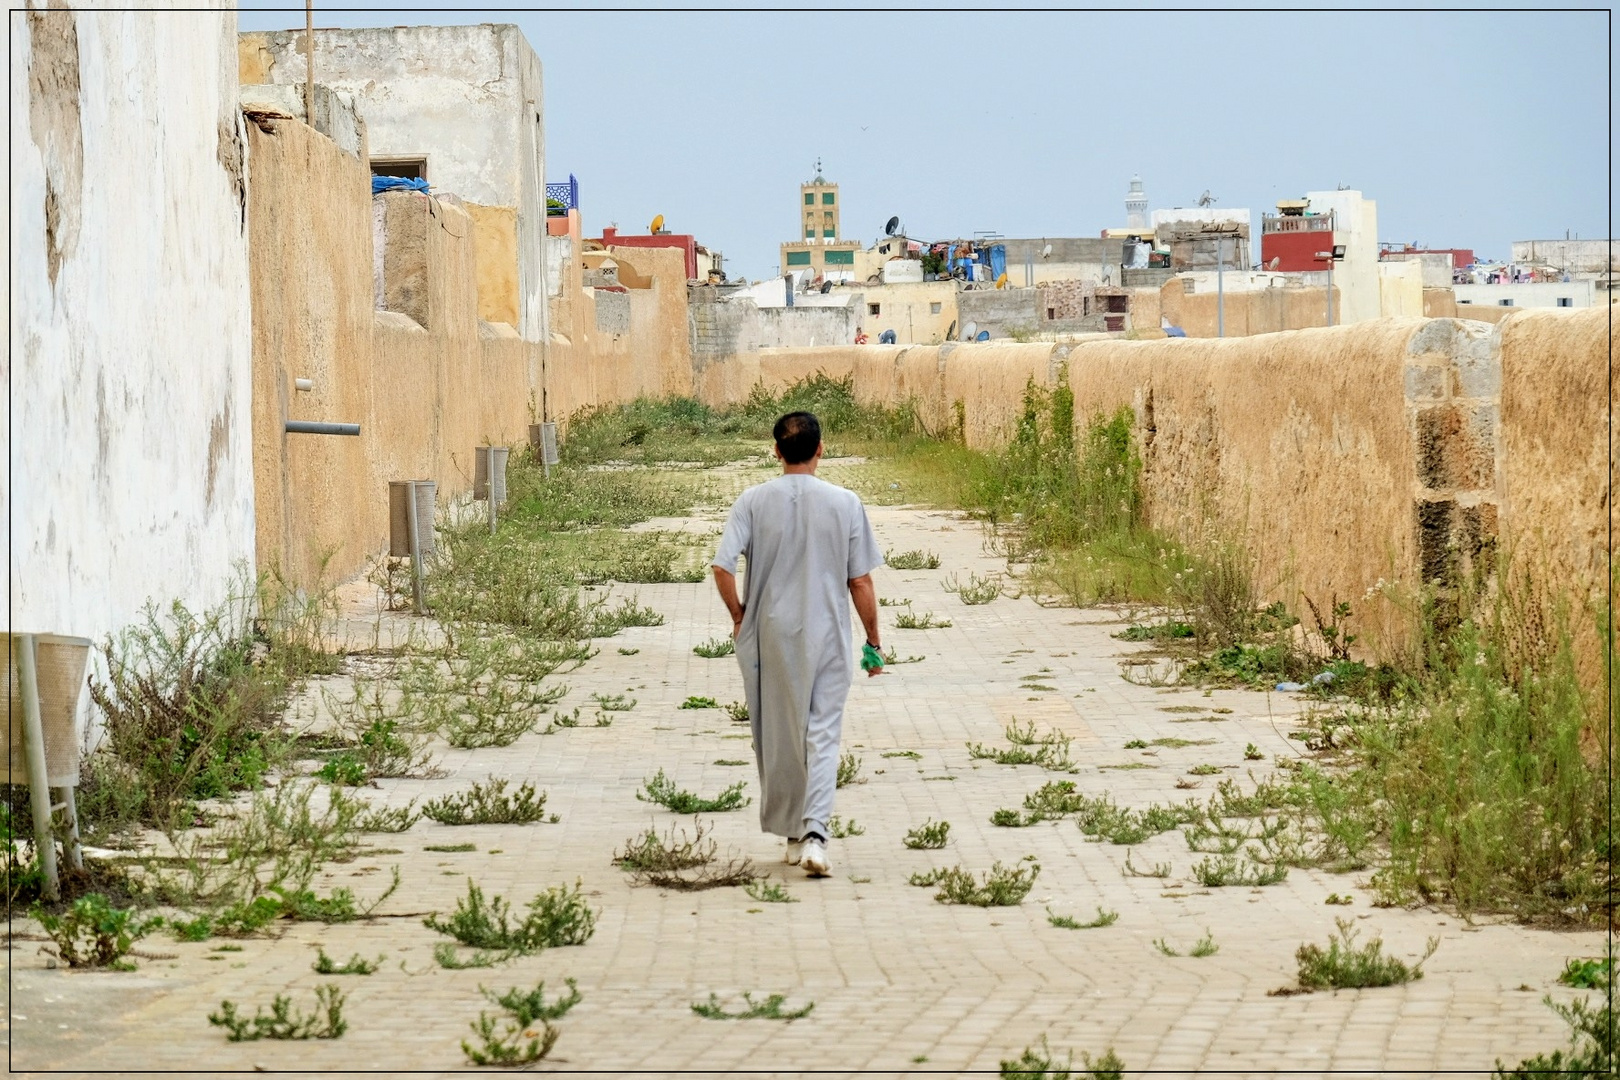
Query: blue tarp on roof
[[372, 176, 430, 195]]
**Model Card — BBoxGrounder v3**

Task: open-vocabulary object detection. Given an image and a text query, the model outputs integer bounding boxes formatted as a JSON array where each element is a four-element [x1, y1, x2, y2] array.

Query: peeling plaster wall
[[9, 6, 255, 646], [243, 24, 546, 341]]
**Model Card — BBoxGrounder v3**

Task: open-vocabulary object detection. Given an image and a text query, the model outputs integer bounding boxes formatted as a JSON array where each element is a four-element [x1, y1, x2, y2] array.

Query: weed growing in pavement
[[269, 866, 400, 923], [681, 696, 720, 709], [424, 879, 597, 954], [422, 780, 549, 826], [462, 978, 582, 1067], [1046, 906, 1118, 930], [744, 880, 798, 904], [210, 985, 347, 1041], [399, 631, 565, 750], [1116, 621, 1196, 642], [1244, 743, 1265, 760], [614, 818, 759, 891], [1325, 892, 1354, 905], [945, 572, 1003, 605], [551, 708, 582, 729], [1155, 933, 1217, 958], [637, 769, 750, 813], [80, 590, 314, 837], [357, 800, 421, 833], [828, 816, 865, 838], [1190, 855, 1288, 887], [425, 843, 477, 853], [713, 758, 749, 766], [1123, 739, 1148, 749], [313, 754, 366, 786], [1494, 963, 1617, 1079], [1187, 764, 1223, 776], [895, 611, 952, 630], [591, 692, 637, 711], [724, 701, 750, 722], [33, 893, 161, 969], [1123, 851, 1170, 878], [1149, 737, 1215, 749], [991, 808, 1036, 828], [968, 721, 1074, 771], [312, 949, 382, 975], [931, 861, 1040, 907], [1558, 956, 1615, 989], [883, 750, 922, 760], [881, 647, 925, 664], [694, 637, 736, 658], [317, 678, 441, 779], [878, 597, 907, 607], [141, 781, 365, 916], [1290, 918, 1437, 991], [836, 752, 865, 788], [434, 942, 514, 969], [903, 820, 950, 849], [1000, 1035, 1124, 1080], [908, 868, 948, 887], [886, 550, 941, 570], [691, 992, 815, 1021]]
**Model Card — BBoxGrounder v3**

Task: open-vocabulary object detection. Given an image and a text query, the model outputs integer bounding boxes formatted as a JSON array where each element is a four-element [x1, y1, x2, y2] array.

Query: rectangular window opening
[[1557, 297, 1573, 307], [822, 192, 836, 205], [804, 192, 814, 205], [1498, 299, 1513, 307], [868, 303, 881, 316], [930, 302, 942, 315], [371, 157, 427, 180]]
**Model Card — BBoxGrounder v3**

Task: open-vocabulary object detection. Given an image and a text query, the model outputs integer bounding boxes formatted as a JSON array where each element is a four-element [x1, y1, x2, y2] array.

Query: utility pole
[[304, 0, 315, 123], [1216, 235, 1225, 338]]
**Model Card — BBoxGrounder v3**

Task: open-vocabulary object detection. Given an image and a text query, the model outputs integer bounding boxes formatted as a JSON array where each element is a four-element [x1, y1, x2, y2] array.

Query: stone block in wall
[[1414, 404, 1496, 490], [595, 288, 630, 335], [1404, 317, 1501, 602]]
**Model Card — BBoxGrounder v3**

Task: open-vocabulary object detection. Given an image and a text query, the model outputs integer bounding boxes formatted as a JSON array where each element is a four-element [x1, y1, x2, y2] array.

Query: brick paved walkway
[[8, 469, 1603, 1076]]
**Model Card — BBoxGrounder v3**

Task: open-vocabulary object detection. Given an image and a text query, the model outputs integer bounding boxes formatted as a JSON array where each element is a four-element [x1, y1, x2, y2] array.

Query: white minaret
[[1125, 174, 1148, 229]]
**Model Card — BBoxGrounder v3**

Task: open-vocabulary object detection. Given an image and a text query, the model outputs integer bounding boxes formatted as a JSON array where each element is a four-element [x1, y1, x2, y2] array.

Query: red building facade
[[596, 227, 698, 280]]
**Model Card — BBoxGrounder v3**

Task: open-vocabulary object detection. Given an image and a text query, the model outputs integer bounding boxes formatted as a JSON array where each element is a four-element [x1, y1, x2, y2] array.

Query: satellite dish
[[649, 213, 665, 234], [884, 216, 901, 237], [819, 280, 833, 294], [1041, 244, 1053, 259], [1197, 191, 1215, 207], [1268, 256, 1280, 270], [976, 330, 990, 342], [995, 272, 1009, 289], [962, 321, 978, 341], [945, 320, 957, 341]]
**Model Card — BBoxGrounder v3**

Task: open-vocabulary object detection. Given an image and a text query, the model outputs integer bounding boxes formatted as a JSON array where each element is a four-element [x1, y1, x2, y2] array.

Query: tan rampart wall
[[1160, 278, 1340, 338], [248, 117, 540, 588], [686, 313, 1607, 668], [1497, 305, 1612, 689]]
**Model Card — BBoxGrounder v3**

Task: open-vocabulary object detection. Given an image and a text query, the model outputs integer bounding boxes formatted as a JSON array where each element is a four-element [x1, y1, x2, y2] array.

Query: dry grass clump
[[613, 818, 758, 891]]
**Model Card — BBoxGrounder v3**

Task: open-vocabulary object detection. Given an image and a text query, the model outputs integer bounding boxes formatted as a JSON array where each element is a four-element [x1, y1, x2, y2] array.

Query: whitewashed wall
[[9, 6, 255, 648]]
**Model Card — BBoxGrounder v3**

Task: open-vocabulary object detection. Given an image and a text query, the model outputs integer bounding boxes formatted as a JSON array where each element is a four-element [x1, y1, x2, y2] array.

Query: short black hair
[[773, 411, 821, 465]]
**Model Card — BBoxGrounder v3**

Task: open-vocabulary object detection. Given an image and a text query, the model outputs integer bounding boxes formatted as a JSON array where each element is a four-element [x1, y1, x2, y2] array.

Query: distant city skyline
[[239, 6, 1611, 281]]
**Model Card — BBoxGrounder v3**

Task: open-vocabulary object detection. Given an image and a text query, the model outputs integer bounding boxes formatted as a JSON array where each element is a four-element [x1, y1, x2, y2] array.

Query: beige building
[[779, 163, 861, 282], [853, 280, 959, 344]]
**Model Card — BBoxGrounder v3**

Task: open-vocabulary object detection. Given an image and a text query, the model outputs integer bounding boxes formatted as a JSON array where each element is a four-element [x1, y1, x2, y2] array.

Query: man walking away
[[711, 411, 886, 877]]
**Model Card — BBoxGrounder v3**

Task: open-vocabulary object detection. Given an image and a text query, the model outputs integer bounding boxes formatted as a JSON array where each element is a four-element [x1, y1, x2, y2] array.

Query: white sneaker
[[784, 839, 803, 865], [800, 837, 830, 877]]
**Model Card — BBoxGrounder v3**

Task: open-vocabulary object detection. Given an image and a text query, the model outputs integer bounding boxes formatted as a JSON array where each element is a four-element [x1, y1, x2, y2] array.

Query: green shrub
[[33, 893, 161, 969]]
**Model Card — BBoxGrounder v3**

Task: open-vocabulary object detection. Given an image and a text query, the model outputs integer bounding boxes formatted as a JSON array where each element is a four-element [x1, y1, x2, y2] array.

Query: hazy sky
[[239, 5, 1611, 281]]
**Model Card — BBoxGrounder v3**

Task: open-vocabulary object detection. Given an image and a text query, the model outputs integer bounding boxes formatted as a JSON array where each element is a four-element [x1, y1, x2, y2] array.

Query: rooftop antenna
[[884, 215, 900, 237]]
